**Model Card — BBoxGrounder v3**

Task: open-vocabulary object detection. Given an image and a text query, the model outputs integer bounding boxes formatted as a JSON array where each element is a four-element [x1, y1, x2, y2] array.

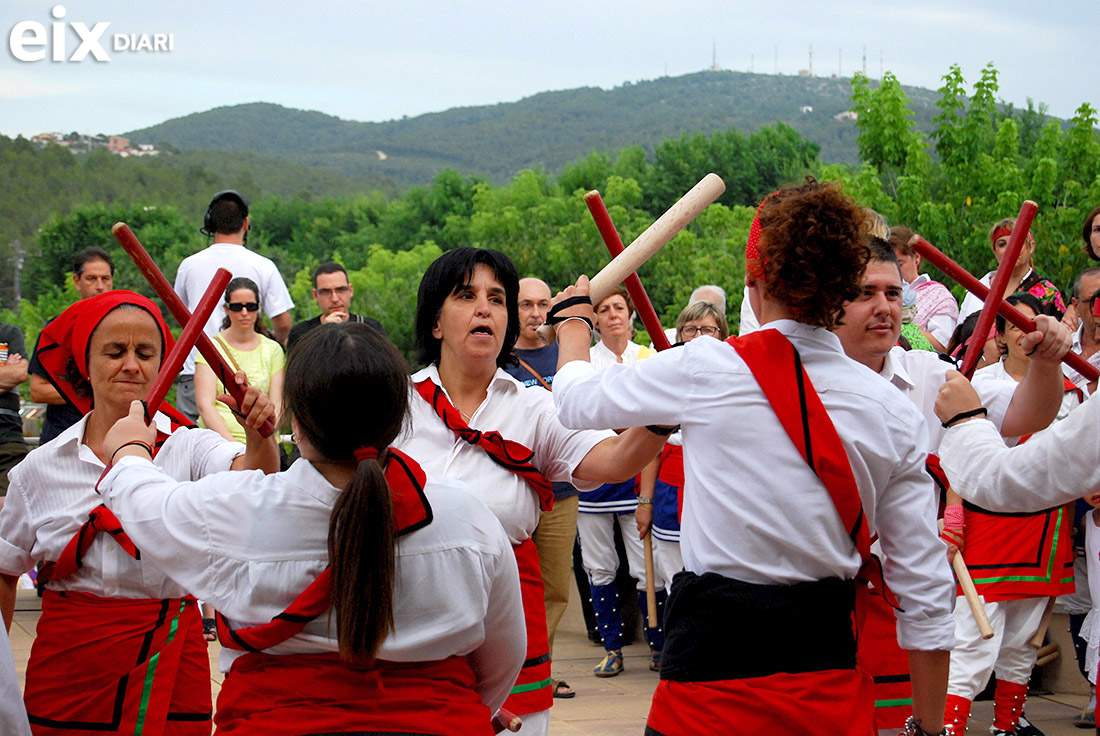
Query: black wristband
[[545, 295, 593, 325], [941, 407, 987, 429], [645, 424, 678, 436], [110, 440, 154, 464]]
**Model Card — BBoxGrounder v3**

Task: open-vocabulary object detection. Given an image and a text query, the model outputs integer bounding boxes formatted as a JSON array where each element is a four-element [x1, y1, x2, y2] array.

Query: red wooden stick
[[584, 191, 673, 352], [911, 235, 1099, 382], [111, 222, 276, 437], [144, 268, 231, 421], [491, 708, 522, 733], [959, 201, 1037, 377]]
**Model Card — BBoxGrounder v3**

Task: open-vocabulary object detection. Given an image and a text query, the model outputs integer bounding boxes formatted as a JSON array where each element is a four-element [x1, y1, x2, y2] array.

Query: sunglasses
[[226, 302, 260, 312]]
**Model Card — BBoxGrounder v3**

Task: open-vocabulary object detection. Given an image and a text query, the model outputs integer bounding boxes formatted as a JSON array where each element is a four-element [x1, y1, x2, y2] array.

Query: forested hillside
[[125, 71, 944, 187]]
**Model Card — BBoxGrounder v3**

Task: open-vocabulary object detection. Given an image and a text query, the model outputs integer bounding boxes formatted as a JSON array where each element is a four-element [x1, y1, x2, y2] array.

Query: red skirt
[[858, 586, 911, 729], [215, 652, 492, 735], [645, 669, 874, 736], [24, 590, 210, 736], [502, 538, 552, 715]]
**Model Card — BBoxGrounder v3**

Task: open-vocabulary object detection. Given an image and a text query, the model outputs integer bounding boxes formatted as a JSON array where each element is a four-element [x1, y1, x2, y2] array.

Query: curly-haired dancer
[[550, 180, 956, 736]]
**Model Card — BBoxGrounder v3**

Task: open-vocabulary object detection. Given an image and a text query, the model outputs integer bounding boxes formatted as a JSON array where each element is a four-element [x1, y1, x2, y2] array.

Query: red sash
[[37, 505, 138, 588], [25, 591, 210, 736], [414, 378, 553, 511], [215, 652, 492, 736], [218, 449, 432, 652]]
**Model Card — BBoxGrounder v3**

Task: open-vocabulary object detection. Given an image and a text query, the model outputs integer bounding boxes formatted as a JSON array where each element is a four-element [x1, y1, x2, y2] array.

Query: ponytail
[[283, 322, 410, 662], [328, 453, 396, 660]]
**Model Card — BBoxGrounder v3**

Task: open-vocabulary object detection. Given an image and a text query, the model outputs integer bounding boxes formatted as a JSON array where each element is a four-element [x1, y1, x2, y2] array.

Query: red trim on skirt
[[858, 586, 911, 729], [24, 590, 210, 736], [214, 652, 492, 736], [645, 668, 874, 736]]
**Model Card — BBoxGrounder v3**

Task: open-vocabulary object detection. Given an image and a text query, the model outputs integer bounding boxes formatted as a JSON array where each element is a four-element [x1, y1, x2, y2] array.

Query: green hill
[[126, 70, 943, 187]]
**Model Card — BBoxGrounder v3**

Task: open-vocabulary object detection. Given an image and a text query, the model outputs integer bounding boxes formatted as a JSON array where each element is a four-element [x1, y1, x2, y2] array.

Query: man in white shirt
[[172, 190, 294, 421]]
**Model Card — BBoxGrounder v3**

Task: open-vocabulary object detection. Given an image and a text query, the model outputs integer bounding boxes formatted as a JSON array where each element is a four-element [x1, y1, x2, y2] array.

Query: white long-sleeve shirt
[[99, 456, 525, 713], [554, 320, 957, 651], [0, 414, 243, 597], [939, 389, 1100, 514]]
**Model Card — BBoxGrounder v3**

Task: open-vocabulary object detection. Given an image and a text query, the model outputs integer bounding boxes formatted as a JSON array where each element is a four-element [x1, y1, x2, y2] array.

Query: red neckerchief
[[218, 448, 432, 653], [414, 377, 553, 511]]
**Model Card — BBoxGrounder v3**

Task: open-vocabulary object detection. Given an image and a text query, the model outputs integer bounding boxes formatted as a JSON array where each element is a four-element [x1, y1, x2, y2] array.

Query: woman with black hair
[[550, 180, 957, 735], [396, 247, 667, 735], [97, 322, 525, 734]]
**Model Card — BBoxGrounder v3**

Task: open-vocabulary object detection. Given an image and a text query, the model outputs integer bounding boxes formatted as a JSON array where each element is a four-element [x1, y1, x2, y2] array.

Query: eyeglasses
[[316, 286, 351, 298], [226, 302, 260, 312], [681, 325, 720, 338]]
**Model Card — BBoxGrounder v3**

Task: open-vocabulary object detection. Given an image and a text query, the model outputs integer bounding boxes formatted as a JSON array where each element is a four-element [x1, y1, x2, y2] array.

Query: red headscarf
[[745, 192, 779, 280], [35, 291, 177, 416]]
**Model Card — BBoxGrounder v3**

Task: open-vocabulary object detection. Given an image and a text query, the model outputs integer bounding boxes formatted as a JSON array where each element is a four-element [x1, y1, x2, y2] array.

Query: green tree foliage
[[838, 65, 1100, 300]]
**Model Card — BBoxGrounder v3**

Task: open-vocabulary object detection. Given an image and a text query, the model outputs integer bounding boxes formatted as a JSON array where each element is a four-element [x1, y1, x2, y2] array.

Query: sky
[[2, 1, 1097, 139]]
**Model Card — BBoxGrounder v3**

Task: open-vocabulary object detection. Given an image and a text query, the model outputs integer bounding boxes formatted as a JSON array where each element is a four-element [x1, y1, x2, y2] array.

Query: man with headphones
[[172, 190, 294, 421]]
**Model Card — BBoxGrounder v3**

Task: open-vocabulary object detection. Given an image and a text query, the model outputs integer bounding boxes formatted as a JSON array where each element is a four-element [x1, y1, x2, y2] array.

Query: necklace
[[458, 408, 474, 423]]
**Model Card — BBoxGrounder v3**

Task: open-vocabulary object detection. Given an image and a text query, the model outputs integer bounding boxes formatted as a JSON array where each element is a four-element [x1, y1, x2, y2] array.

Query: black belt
[[660, 570, 857, 682]]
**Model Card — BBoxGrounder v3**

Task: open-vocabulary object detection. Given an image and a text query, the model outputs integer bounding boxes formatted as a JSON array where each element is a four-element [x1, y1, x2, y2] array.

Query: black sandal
[[552, 679, 575, 699]]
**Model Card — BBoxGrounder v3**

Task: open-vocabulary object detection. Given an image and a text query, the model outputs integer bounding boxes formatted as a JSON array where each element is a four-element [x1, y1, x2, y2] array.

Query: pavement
[[8, 583, 1097, 735]]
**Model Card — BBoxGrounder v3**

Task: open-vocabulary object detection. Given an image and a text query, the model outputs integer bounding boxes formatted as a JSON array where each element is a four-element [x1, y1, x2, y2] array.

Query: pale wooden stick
[[953, 553, 995, 640], [539, 173, 725, 342], [1029, 596, 1057, 648], [643, 531, 657, 628]]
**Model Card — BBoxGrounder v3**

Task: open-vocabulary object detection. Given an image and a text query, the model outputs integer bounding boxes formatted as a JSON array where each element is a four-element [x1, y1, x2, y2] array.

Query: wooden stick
[[911, 235, 1100, 382], [1035, 648, 1060, 667], [539, 173, 725, 342], [111, 222, 275, 436], [1036, 642, 1059, 659], [584, 191, 673, 352], [144, 269, 232, 420], [643, 530, 658, 628], [959, 201, 1037, 377], [491, 708, 522, 733], [1029, 596, 1057, 648], [953, 553, 994, 640]]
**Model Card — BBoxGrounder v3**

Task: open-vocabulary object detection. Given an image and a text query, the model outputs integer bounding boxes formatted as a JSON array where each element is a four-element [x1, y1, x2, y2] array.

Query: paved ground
[[8, 584, 1095, 735]]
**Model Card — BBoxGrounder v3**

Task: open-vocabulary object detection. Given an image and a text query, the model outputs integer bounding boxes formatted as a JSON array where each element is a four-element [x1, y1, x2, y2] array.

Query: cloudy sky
[[2, 0, 1097, 138]]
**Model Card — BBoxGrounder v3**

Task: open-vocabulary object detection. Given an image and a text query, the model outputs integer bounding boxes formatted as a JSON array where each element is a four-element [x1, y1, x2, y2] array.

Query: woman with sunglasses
[[196, 277, 285, 444]]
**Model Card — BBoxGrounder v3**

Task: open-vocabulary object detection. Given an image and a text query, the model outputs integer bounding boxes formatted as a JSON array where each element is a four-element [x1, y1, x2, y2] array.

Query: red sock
[[945, 693, 972, 734], [993, 679, 1028, 731]]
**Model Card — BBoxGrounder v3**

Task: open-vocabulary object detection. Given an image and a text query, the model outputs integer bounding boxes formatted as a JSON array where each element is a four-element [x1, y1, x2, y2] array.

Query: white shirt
[[397, 365, 612, 544], [1064, 326, 1100, 393], [878, 346, 1012, 450], [590, 340, 652, 369], [98, 456, 524, 713], [0, 415, 243, 598], [738, 284, 760, 335], [973, 359, 1081, 444], [173, 242, 295, 375], [938, 390, 1100, 513], [554, 320, 956, 651]]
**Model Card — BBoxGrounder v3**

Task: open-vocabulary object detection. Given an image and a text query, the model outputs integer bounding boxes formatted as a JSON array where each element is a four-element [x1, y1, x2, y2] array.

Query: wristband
[[637, 496, 653, 505], [645, 424, 678, 436], [941, 407, 987, 429], [545, 295, 593, 325], [110, 440, 153, 464], [556, 315, 594, 333]]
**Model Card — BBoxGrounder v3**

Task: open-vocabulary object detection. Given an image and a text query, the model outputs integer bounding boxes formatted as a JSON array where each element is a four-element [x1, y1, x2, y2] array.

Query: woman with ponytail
[[96, 322, 525, 735]]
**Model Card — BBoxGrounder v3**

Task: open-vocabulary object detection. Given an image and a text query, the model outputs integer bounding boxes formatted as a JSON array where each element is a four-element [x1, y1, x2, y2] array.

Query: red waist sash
[[24, 590, 210, 736], [502, 538, 552, 716], [657, 444, 684, 488], [215, 652, 492, 736]]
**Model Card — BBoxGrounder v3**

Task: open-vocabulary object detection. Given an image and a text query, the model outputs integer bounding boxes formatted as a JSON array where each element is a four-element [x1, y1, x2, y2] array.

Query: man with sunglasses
[[172, 190, 294, 422], [286, 262, 384, 353]]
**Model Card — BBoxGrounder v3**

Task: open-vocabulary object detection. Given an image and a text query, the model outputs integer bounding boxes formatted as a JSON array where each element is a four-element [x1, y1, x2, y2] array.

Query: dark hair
[[947, 312, 981, 362], [284, 322, 409, 660], [73, 247, 115, 277], [313, 262, 349, 288], [209, 197, 247, 235], [994, 293, 1044, 355], [219, 277, 266, 333], [415, 247, 520, 368], [757, 179, 871, 329], [888, 226, 916, 257], [1083, 206, 1100, 262]]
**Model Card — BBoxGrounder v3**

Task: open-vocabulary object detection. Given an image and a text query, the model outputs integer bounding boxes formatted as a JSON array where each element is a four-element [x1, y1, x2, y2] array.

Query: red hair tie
[[989, 226, 1013, 245], [353, 446, 379, 463], [745, 192, 780, 280]]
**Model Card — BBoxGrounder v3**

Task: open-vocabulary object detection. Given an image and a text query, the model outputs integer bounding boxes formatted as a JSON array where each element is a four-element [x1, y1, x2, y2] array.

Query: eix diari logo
[[9, 5, 174, 62]]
